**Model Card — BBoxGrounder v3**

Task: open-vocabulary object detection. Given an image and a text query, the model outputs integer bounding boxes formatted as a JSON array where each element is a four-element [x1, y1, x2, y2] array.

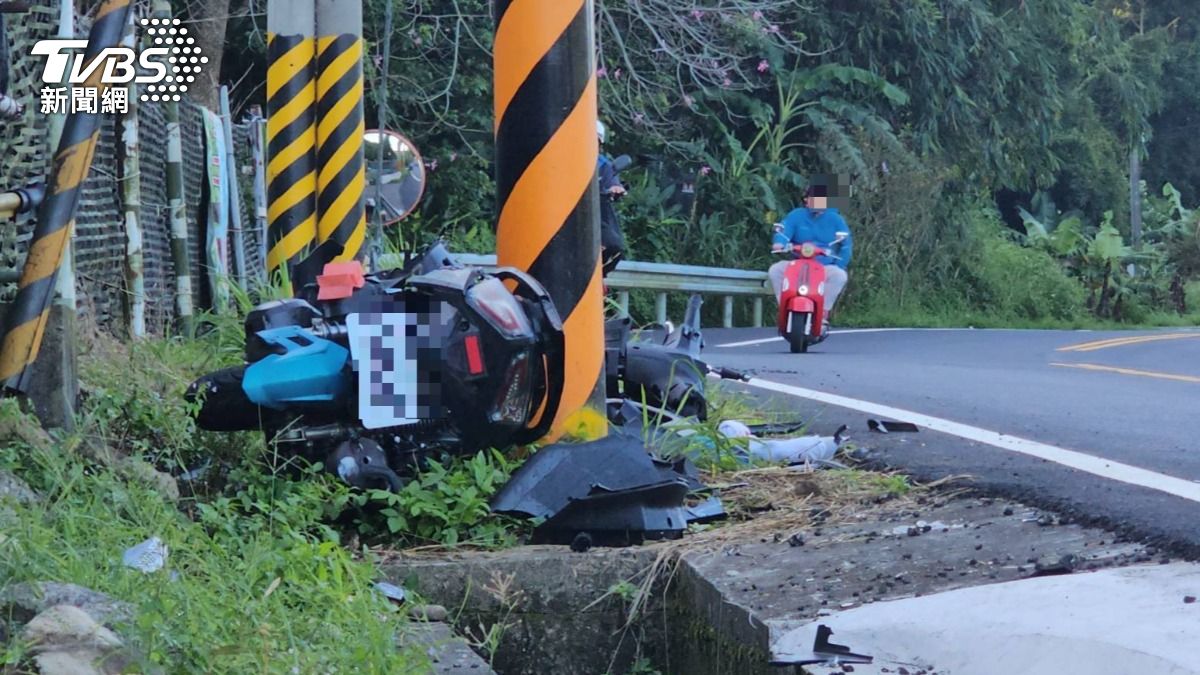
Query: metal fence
[[381, 252, 774, 328], [1, 0, 261, 336]]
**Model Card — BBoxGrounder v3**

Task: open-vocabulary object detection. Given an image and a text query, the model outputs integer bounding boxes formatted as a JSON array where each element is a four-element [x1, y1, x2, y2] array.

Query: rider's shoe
[[814, 320, 830, 344]]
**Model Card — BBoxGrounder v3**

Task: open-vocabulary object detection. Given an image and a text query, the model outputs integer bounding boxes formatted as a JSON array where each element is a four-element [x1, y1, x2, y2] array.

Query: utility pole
[[314, 0, 366, 264], [0, 0, 131, 426], [493, 0, 607, 440], [265, 0, 319, 289]]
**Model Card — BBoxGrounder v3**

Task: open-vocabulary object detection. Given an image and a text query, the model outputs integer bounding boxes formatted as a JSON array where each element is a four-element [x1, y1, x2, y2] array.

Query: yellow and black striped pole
[[265, 0, 319, 288], [314, 0, 366, 263], [493, 0, 607, 440], [0, 0, 131, 392]]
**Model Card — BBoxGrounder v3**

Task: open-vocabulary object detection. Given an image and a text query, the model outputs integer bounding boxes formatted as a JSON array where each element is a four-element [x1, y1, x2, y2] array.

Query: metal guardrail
[[379, 252, 772, 327]]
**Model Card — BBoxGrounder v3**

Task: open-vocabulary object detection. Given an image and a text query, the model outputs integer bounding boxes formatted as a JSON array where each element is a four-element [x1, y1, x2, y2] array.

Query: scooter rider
[[597, 120, 627, 277], [768, 183, 852, 327]]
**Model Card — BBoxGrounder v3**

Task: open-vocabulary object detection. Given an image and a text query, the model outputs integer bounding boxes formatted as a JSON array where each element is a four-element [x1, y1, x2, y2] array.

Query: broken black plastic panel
[[490, 435, 720, 547], [770, 625, 874, 667]]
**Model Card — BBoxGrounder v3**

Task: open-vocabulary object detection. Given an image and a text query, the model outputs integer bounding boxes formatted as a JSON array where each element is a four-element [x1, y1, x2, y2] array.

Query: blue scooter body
[[242, 325, 350, 409]]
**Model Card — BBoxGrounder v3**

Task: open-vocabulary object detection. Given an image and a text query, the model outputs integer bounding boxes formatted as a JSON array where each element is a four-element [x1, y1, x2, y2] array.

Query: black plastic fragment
[[491, 435, 705, 546], [868, 419, 920, 433]]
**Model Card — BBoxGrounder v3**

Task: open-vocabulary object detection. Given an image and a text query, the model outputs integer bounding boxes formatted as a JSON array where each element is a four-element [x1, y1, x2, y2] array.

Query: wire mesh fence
[[1, 1, 263, 336]]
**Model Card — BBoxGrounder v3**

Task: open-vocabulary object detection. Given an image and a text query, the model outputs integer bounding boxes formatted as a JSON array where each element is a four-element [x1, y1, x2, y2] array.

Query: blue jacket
[[772, 207, 853, 269]]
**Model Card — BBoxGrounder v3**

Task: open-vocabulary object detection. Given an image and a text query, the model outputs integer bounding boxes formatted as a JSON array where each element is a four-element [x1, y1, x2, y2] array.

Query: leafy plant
[[355, 449, 521, 547]]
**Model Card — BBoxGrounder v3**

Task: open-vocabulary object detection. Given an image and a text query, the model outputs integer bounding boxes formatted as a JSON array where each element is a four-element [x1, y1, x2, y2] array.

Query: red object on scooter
[[776, 242, 828, 353], [316, 261, 366, 301]]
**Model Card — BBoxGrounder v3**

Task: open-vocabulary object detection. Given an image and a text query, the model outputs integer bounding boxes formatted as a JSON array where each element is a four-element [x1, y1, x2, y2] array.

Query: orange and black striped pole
[[265, 0, 319, 288], [494, 0, 607, 440], [314, 0, 366, 263], [0, 0, 131, 392]]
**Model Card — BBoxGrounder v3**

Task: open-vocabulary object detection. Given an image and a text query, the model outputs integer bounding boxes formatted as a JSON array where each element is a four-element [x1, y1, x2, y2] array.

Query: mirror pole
[[494, 0, 607, 441], [369, 0, 394, 271]]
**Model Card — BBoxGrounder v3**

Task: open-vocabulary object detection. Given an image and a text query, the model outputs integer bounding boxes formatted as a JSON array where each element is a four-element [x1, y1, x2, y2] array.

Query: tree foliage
[[216, 0, 1200, 323]]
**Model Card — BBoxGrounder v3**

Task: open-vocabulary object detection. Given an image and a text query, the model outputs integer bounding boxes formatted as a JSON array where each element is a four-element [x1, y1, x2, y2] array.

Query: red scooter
[[773, 233, 846, 353]]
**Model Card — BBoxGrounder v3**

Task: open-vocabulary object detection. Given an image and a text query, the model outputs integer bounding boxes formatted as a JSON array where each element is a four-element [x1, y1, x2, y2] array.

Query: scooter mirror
[[832, 231, 849, 244], [364, 129, 426, 226]]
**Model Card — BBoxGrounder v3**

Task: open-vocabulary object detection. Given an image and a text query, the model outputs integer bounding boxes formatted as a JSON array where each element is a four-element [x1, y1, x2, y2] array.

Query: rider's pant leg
[[768, 260, 790, 302], [824, 265, 848, 312]]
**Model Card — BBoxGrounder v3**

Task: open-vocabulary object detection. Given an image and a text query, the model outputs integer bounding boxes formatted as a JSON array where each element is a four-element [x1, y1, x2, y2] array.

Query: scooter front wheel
[[787, 312, 811, 353]]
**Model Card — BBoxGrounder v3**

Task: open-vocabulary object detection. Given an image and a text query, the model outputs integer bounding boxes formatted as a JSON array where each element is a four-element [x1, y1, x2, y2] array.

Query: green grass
[[0, 399, 425, 673], [0, 321, 523, 671]]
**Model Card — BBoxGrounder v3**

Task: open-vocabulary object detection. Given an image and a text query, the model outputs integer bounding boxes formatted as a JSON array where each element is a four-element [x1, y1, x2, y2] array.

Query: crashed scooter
[[187, 239, 566, 491]]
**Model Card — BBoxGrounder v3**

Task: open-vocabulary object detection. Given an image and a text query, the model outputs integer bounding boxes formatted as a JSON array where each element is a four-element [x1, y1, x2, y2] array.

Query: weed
[[608, 580, 641, 605], [0, 401, 424, 673], [353, 448, 523, 548], [462, 571, 526, 668]]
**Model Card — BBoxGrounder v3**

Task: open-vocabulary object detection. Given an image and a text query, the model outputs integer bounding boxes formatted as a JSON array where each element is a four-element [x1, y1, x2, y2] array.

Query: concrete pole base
[[0, 303, 78, 431]]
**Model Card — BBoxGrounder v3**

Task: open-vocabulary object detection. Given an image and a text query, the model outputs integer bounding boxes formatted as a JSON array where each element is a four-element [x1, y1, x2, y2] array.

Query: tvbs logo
[[32, 18, 205, 106]]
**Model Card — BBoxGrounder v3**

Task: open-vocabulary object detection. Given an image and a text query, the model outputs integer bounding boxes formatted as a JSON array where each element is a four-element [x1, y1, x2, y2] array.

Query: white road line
[[715, 336, 784, 348], [715, 328, 967, 349], [745, 377, 1200, 503]]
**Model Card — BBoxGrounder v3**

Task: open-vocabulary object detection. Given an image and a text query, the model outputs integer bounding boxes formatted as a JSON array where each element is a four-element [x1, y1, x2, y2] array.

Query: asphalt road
[[698, 326, 1200, 554]]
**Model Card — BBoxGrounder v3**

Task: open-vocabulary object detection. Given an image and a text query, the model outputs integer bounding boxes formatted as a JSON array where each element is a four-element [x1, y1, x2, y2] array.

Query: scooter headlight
[[800, 243, 816, 258], [797, 285, 809, 296], [466, 277, 534, 338]]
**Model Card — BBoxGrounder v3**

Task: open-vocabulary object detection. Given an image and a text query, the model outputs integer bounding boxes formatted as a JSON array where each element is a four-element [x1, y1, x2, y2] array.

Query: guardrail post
[[753, 297, 763, 327], [617, 290, 629, 318], [655, 292, 667, 325], [722, 295, 733, 328]]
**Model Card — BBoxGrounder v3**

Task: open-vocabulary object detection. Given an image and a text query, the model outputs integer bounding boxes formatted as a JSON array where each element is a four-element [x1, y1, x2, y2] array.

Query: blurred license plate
[[346, 303, 450, 429]]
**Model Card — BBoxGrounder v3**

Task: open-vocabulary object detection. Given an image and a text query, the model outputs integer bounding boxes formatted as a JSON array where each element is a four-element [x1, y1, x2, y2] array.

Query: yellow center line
[[1056, 333, 1200, 352], [1051, 362, 1200, 384]]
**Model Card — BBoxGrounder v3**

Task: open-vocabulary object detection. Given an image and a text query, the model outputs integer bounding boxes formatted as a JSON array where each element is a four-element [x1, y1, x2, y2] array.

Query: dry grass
[[586, 465, 971, 633]]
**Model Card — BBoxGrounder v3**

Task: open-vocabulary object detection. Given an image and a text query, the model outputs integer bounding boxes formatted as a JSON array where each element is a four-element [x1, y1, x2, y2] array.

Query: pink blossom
[[613, 68, 623, 80], [757, 59, 769, 73], [633, 112, 645, 125], [722, 77, 732, 88], [689, 9, 703, 20], [449, 152, 458, 162], [699, 165, 712, 176], [425, 158, 438, 172], [768, 24, 780, 34], [597, 66, 608, 78], [752, 10, 763, 20], [682, 95, 695, 108]]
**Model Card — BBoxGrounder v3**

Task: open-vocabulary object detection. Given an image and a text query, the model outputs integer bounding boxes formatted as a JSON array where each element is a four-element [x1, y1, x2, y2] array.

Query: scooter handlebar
[[771, 243, 838, 259]]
